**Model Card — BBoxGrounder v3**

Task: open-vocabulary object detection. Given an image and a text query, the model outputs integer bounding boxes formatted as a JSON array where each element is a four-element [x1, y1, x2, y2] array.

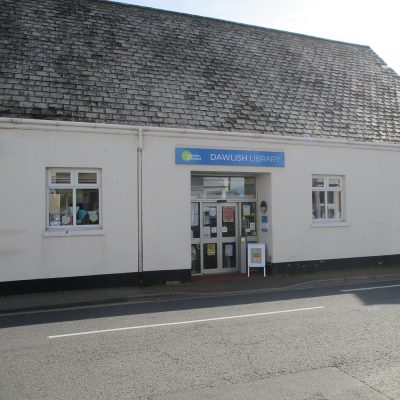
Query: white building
[[1, 0, 400, 289]]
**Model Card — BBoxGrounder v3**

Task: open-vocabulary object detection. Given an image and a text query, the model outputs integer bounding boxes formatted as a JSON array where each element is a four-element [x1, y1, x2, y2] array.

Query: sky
[[113, 0, 400, 75]]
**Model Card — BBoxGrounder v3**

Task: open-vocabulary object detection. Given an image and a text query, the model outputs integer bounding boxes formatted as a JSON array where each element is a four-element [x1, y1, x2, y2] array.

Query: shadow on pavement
[[0, 280, 399, 329]]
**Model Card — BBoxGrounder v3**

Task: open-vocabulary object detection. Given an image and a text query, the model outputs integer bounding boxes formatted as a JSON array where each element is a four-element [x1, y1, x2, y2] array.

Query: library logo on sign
[[181, 150, 201, 162]]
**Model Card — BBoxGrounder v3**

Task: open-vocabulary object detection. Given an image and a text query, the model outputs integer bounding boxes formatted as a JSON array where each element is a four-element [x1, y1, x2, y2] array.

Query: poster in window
[[243, 204, 251, 216], [223, 206, 234, 223], [207, 243, 216, 256], [49, 194, 61, 213], [225, 244, 233, 257]]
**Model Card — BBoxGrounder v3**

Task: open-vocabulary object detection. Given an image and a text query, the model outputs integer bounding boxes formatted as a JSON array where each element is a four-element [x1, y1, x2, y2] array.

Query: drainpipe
[[137, 128, 144, 286]]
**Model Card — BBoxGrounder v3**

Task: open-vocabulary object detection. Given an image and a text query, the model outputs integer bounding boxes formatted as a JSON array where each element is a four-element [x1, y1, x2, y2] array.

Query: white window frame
[[46, 168, 102, 231], [312, 175, 345, 225]]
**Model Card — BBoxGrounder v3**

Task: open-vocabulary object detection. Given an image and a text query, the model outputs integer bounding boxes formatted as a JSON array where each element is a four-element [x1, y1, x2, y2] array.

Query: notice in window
[[225, 244, 233, 257], [243, 205, 251, 216], [207, 243, 216, 256], [49, 194, 60, 213], [223, 206, 234, 223]]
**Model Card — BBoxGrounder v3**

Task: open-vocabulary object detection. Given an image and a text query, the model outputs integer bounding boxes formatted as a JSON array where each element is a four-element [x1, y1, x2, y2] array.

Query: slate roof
[[1, 0, 400, 143]]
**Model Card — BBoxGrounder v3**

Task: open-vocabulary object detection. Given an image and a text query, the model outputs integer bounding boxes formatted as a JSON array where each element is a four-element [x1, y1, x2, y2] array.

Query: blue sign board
[[175, 147, 285, 167]]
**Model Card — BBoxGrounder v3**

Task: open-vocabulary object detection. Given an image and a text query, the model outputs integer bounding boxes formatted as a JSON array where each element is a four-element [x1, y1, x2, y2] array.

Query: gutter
[[2, 117, 400, 152]]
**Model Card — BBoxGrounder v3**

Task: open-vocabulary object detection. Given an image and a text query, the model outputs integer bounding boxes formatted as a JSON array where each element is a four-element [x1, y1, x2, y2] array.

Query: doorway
[[190, 174, 259, 275], [191, 203, 238, 274]]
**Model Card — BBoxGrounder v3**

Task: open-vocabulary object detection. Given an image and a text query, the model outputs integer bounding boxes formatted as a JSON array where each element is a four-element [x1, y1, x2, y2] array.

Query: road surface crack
[[335, 367, 395, 400]]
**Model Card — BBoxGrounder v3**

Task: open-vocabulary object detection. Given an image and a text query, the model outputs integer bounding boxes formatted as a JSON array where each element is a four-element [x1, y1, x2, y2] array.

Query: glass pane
[[48, 189, 73, 226], [243, 177, 256, 198], [328, 178, 341, 188], [337, 192, 342, 219], [312, 192, 317, 219], [202, 206, 217, 238], [191, 175, 256, 200], [50, 171, 71, 185], [328, 192, 342, 219], [229, 176, 256, 199], [191, 244, 201, 274], [190, 176, 204, 200], [78, 172, 97, 185], [191, 203, 200, 239], [312, 191, 325, 219], [222, 206, 236, 237], [327, 191, 334, 204], [203, 243, 217, 269], [223, 243, 236, 268], [241, 202, 257, 236], [230, 177, 245, 197], [204, 177, 229, 199], [76, 189, 99, 225], [312, 177, 325, 188]]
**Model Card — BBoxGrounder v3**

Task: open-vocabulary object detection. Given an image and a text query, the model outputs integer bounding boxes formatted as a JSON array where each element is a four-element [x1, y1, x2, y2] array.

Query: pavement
[[1, 265, 400, 314]]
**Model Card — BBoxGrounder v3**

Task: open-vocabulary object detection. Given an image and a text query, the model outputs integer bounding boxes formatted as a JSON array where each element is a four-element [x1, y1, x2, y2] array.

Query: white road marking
[[340, 284, 400, 293], [48, 306, 325, 339]]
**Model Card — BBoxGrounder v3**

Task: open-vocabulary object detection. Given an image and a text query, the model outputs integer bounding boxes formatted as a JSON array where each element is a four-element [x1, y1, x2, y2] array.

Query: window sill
[[311, 221, 349, 228], [43, 229, 105, 237]]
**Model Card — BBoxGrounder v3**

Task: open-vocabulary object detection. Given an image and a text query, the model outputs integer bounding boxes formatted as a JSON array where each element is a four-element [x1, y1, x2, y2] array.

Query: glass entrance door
[[201, 203, 238, 273]]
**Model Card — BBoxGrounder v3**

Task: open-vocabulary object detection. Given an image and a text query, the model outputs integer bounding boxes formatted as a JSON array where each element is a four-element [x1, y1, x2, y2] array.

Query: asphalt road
[[1, 281, 400, 400]]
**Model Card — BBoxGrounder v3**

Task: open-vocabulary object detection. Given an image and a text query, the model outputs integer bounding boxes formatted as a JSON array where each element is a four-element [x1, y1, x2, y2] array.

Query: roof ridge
[[97, 0, 371, 49]]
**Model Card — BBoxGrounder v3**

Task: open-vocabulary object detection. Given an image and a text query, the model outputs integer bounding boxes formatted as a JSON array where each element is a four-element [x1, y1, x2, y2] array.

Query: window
[[47, 169, 101, 229], [312, 175, 343, 221]]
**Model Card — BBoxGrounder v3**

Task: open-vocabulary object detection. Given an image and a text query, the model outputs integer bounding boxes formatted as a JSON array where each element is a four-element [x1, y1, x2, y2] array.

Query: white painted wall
[[2, 119, 400, 282], [270, 142, 400, 263], [0, 121, 138, 282], [141, 129, 400, 268]]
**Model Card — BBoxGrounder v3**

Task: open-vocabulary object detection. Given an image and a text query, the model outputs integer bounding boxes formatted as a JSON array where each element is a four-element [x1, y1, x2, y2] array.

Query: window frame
[[312, 175, 345, 224], [46, 168, 102, 231]]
